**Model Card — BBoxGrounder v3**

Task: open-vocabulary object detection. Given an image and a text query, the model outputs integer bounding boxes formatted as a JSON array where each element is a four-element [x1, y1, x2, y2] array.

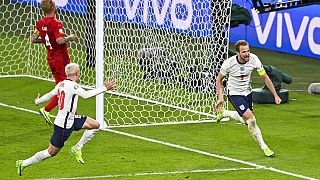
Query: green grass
[[0, 87, 319, 179], [1, 45, 320, 179], [1, 2, 320, 178]]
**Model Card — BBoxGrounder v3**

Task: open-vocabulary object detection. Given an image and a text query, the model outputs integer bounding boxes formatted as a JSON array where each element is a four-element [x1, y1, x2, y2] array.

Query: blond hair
[[40, 0, 55, 15], [65, 63, 80, 77], [235, 40, 249, 52]]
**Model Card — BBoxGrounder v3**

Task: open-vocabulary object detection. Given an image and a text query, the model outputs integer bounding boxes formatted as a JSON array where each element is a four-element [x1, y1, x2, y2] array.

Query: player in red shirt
[[31, 0, 77, 125]]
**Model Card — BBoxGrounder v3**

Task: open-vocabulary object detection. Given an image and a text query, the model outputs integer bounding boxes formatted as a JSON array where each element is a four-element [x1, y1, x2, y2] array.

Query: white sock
[[247, 118, 268, 150], [74, 129, 99, 151], [22, 149, 51, 167], [224, 110, 246, 124]]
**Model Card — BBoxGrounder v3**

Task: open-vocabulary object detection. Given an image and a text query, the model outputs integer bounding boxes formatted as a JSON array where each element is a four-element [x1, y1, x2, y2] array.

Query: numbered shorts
[[228, 93, 253, 117], [50, 115, 87, 148]]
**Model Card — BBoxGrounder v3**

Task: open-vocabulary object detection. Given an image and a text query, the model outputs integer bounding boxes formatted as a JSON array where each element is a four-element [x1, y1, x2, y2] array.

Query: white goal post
[[0, 0, 231, 127]]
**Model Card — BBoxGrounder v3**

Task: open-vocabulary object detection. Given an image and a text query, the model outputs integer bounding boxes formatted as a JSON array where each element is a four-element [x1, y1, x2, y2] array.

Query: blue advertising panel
[[11, 0, 86, 14], [105, 0, 214, 37], [13, 0, 318, 59], [230, 0, 320, 59], [12, 0, 214, 37]]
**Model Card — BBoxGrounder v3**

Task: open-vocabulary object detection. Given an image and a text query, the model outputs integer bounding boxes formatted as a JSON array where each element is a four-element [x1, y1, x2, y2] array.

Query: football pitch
[[0, 47, 320, 179]]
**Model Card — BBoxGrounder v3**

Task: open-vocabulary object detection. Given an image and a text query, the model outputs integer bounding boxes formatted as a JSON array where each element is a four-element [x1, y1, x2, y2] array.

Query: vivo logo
[[123, 0, 193, 30], [252, 10, 320, 55]]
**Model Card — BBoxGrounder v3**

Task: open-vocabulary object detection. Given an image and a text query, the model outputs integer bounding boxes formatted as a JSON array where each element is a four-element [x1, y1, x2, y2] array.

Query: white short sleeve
[[251, 54, 265, 76], [220, 60, 229, 76]]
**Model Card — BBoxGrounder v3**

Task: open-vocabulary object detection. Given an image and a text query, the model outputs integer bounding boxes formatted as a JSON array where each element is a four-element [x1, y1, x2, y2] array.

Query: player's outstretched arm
[[34, 88, 57, 105], [77, 80, 116, 99], [261, 73, 282, 104]]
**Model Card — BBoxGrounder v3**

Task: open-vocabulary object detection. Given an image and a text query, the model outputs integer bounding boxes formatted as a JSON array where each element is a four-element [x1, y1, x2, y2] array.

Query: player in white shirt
[[215, 40, 281, 157], [16, 63, 116, 176]]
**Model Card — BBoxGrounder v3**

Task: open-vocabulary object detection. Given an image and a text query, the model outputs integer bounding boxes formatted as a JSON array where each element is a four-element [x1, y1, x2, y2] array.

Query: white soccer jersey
[[220, 53, 264, 96], [35, 79, 107, 129]]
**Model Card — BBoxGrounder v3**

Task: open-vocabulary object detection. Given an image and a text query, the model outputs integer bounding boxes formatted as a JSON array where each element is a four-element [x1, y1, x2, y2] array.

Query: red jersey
[[36, 17, 69, 63]]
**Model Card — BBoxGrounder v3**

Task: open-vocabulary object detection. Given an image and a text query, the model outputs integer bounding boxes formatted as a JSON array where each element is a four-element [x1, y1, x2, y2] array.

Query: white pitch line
[[0, 102, 317, 180], [289, 90, 307, 92], [36, 167, 260, 180], [0, 102, 39, 114], [104, 129, 265, 168], [0, 102, 56, 118]]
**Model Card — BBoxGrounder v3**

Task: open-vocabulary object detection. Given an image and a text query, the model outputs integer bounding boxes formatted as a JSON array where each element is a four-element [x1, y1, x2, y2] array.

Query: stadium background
[[0, 0, 319, 179]]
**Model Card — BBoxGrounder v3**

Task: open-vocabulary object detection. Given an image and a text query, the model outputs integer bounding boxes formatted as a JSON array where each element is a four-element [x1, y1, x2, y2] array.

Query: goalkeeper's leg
[[40, 61, 68, 125], [43, 65, 65, 114], [44, 95, 58, 112], [39, 96, 58, 125]]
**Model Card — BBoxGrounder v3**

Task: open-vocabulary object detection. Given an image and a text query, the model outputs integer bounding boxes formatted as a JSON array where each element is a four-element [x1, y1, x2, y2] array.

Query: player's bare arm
[[56, 33, 77, 45], [31, 29, 42, 43], [261, 73, 282, 104], [215, 73, 225, 112]]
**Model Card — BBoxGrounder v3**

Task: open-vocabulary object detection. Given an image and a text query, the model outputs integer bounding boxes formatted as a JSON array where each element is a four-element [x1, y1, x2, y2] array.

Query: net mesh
[[104, 0, 231, 126], [0, 0, 231, 127]]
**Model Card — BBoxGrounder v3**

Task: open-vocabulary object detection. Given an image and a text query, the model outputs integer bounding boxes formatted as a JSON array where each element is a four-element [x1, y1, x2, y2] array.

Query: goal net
[[0, 0, 231, 127]]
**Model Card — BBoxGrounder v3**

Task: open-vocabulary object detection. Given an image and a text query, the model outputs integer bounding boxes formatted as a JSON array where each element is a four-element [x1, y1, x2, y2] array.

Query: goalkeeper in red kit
[[31, 0, 77, 125]]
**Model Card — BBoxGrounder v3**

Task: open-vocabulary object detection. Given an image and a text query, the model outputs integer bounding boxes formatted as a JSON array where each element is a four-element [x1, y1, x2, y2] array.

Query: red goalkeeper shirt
[[36, 17, 69, 64]]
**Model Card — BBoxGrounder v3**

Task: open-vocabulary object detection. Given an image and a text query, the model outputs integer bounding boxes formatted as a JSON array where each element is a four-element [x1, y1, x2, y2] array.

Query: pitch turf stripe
[[105, 129, 265, 168], [104, 129, 317, 180], [0, 102, 316, 180], [35, 167, 260, 180]]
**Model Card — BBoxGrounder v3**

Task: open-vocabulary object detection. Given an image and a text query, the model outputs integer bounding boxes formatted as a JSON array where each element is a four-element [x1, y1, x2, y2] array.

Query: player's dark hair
[[235, 40, 249, 52], [40, 0, 55, 15]]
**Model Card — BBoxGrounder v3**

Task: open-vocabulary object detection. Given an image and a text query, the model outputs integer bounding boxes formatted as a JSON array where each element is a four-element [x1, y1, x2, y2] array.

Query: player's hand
[[215, 99, 223, 112], [69, 33, 77, 41], [33, 29, 40, 35], [274, 95, 282, 104], [104, 80, 116, 90], [34, 93, 40, 105]]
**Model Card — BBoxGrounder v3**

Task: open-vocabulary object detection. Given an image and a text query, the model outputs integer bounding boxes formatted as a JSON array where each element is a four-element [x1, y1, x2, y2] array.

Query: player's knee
[[247, 118, 256, 127], [246, 117, 257, 131], [242, 109, 254, 120]]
